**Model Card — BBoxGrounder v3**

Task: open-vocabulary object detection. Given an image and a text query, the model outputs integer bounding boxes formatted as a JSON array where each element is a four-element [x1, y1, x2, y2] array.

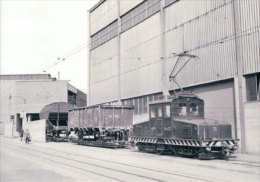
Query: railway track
[[27, 142, 260, 174], [1, 139, 259, 181], [1, 141, 215, 182]]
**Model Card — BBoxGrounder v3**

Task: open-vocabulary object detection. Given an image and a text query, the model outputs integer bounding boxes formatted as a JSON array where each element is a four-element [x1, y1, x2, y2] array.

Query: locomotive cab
[[148, 93, 206, 140], [171, 93, 204, 119], [149, 94, 204, 122]]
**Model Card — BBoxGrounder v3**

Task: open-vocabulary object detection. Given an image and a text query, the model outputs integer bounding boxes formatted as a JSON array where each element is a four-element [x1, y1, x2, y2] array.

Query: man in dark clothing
[[19, 129, 24, 141]]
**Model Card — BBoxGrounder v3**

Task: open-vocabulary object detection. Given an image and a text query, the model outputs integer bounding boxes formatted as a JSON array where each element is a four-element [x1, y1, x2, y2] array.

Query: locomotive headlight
[[205, 147, 211, 152]]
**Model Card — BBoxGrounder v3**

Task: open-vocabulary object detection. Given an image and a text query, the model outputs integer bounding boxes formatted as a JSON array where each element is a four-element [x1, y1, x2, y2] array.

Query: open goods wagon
[[131, 93, 239, 159], [68, 105, 134, 148]]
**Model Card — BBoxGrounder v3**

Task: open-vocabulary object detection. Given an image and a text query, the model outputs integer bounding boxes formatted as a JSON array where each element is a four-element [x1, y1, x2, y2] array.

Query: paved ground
[[1, 136, 260, 182]]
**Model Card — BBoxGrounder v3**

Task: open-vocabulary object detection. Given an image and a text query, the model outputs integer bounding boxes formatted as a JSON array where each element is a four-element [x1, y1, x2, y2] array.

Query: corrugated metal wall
[[120, 13, 162, 99], [165, 0, 237, 89], [164, 0, 259, 90], [90, 37, 118, 105], [238, 0, 260, 74]]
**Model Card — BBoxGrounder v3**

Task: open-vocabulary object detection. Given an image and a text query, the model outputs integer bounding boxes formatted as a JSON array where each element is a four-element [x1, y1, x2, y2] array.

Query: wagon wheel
[[222, 147, 231, 160], [157, 150, 164, 155]]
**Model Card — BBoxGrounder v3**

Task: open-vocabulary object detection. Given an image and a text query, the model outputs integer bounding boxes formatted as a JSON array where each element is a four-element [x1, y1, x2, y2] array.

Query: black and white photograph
[[0, 0, 260, 181]]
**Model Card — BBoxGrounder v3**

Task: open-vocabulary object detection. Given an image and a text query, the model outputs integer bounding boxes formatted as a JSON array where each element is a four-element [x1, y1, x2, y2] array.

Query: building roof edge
[[88, 0, 105, 13]]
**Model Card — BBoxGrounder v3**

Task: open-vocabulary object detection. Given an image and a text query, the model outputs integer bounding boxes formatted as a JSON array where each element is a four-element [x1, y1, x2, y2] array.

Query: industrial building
[[88, 0, 260, 154], [0, 74, 86, 136]]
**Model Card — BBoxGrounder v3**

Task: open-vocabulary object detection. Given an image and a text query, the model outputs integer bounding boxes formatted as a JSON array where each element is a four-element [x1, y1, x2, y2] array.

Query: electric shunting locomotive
[[131, 93, 239, 159]]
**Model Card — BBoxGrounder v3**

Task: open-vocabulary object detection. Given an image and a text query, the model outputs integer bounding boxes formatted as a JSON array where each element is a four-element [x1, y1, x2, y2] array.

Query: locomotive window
[[164, 105, 171, 118], [179, 103, 187, 116], [189, 103, 198, 116], [158, 107, 162, 118], [151, 107, 156, 118]]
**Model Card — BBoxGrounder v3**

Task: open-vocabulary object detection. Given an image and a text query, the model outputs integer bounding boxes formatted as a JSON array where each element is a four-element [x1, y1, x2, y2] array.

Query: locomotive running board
[[130, 137, 239, 147]]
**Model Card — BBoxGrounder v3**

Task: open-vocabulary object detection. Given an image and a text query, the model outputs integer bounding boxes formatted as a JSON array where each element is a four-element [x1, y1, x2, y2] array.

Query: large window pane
[[246, 74, 257, 101]]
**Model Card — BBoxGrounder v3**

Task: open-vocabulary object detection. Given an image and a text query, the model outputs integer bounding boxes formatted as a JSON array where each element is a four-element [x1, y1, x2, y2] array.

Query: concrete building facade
[[0, 74, 87, 136], [88, 0, 260, 154]]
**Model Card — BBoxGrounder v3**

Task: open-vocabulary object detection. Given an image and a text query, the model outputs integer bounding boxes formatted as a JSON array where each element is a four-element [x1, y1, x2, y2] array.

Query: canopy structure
[[40, 102, 74, 130], [40, 102, 73, 119]]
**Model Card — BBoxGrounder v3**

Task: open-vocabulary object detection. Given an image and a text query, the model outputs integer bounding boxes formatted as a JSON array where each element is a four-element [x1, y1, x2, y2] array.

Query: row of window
[[121, 0, 161, 32], [91, 20, 118, 50], [165, 0, 179, 7], [121, 93, 163, 114]]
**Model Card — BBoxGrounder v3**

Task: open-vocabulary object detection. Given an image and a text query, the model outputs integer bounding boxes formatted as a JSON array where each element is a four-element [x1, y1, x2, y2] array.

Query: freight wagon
[[68, 105, 134, 148], [131, 93, 239, 159]]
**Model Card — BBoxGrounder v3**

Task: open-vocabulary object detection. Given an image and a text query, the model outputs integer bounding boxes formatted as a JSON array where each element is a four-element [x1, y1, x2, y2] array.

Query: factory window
[[245, 73, 260, 101], [143, 96, 148, 113], [123, 94, 162, 115], [154, 94, 159, 101], [26, 113, 40, 121], [154, 93, 163, 101], [91, 20, 118, 50], [147, 0, 161, 17], [121, 0, 161, 32], [149, 95, 153, 102], [165, 0, 179, 7], [134, 98, 139, 114], [139, 97, 143, 114]]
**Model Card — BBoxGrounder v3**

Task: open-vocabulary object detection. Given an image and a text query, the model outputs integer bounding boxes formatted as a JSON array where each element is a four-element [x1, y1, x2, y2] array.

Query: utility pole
[[57, 102, 60, 129]]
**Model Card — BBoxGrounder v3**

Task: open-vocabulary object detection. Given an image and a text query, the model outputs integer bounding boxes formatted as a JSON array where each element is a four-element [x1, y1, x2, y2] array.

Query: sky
[[0, 0, 99, 93]]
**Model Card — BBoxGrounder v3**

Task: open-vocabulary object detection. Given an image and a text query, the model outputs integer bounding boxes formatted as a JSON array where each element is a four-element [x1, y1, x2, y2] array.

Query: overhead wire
[[41, 1, 259, 79], [41, 0, 162, 72], [41, 43, 87, 72]]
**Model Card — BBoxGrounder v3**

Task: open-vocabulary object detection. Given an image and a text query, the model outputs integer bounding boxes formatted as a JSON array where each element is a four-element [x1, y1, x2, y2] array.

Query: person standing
[[19, 129, 24, 141], [24, 129, 31, 144]]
